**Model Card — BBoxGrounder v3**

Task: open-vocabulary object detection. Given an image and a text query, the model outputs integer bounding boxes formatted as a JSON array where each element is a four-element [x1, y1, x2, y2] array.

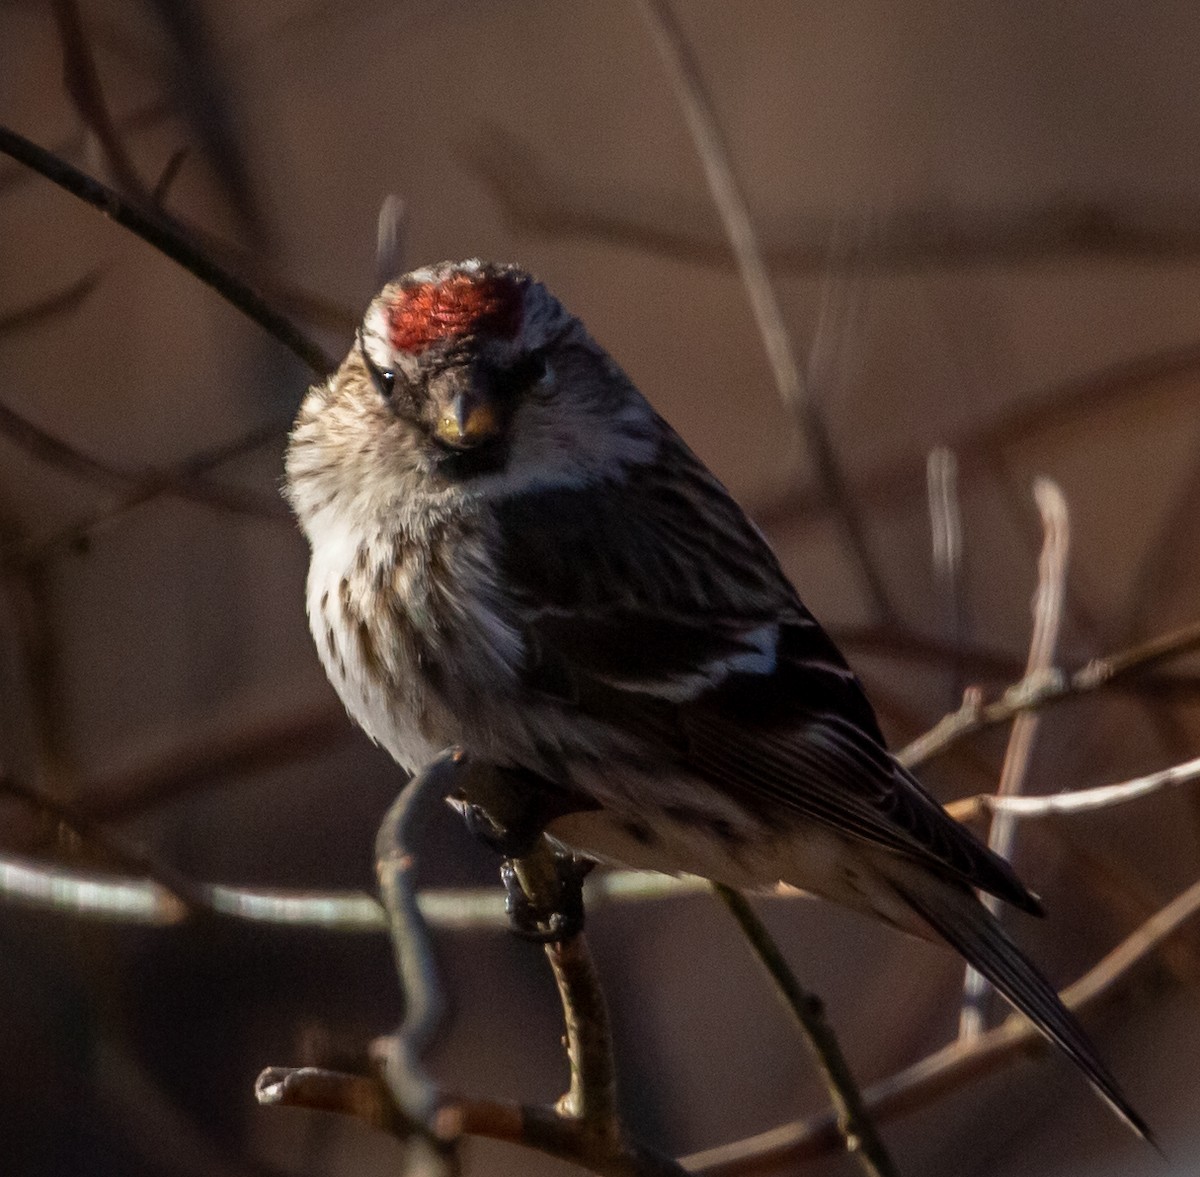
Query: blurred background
[[2, 1, 1200, 1173]]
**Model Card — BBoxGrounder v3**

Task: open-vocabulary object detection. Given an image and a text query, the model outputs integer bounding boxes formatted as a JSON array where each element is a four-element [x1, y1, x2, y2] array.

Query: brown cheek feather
[[388, 274, 523, 353]]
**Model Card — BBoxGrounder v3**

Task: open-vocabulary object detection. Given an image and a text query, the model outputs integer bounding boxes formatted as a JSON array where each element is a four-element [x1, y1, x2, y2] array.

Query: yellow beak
[[434, 390, 502, 448]]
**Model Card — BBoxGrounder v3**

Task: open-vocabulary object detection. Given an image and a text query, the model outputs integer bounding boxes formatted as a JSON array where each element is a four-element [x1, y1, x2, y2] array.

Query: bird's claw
[[500, 853, 593, 943], [447, 795, 542, 858]]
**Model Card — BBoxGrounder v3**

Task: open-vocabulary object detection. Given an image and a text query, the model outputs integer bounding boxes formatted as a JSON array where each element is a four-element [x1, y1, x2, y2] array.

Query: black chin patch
[[431, 437, 510, 482]]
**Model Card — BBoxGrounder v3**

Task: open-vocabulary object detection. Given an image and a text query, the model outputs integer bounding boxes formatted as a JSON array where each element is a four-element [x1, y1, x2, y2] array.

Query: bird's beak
[[431, 370, 504, 449]]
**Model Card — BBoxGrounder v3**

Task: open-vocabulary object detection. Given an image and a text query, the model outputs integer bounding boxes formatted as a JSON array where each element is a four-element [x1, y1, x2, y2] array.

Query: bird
[[285, 258, 1148, 1138]]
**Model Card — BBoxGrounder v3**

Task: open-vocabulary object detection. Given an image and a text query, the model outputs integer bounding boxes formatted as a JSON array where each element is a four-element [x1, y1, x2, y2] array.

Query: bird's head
[[286, 260, 658, 533]]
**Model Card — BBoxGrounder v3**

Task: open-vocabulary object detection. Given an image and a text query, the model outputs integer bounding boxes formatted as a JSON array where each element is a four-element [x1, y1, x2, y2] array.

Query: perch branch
[[7, 753, 1200, 928], [685, 873, 1200, 1175], [637, 0, 894, 624], [961, 478, 1069, 1036], [713, 885, 897, 1177], [512, 838, 620, 1137], [259, 765, 685, 1176], [372, 756, 456, 1147], [257, 1067, 686, 1177]]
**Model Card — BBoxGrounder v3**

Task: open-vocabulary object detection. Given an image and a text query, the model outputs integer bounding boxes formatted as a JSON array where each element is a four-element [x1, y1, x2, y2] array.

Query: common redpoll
[[286, 259, 1146, 1137]]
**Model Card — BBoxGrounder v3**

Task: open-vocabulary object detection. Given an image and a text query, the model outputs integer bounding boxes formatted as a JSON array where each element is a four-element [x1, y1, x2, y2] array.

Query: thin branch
[[0, 124, 333, 375], [53, 0, 152, 200], [0, 771, 213, 913], [76, 699, 357, 821], [0, 269, 104, 336], [0, 844, 711, 930], [0, 102, 171, 198], [0, 396, 286, 521], [751, 337, 1200, 541], [376, 194, 409, 288], [258, 762, 686, 1177], [713, 885, 897, 1177], [153, 147, 190, 203], [961, 479, 1069, 1037], [372, 756, 457, 1147], [898, 616, 1200, 770], [926, 447, 967, 701], [10, 747, 1200, 932], [636, 0, 896, 625], [473, 128, 1200, 272], [512, 838, 619, 1138], [946, 753, 1200, 823], [685, 873, 1200, 1175], [257, 1068, 686, 1177], [10, 419, 294, 566]]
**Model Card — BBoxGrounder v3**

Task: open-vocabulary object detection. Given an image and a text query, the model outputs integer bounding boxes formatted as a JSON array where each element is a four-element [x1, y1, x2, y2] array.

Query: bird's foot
[[500, 852, 594, 943], [447, 793, 544, 858], [445, 756, 589, 859]]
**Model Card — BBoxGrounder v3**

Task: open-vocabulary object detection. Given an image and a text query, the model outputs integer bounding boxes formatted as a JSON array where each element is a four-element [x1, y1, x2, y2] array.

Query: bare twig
[[11, 747, 1200, 932], [376, 194, 409, 287], [0, 845, 711, 929], [898, 616, 1200, 770], [926, 448, 967, 701], [0, 396, 286, 521], [257, 1067, 686, 1177], [685, 874, 1200, 1175], [0, 124, 332, 375], [511, 838, 620, 1140], [153, 147, 190, 204], [0, 771, 211, 913], [53, 0, 152, 201], [0, 269, 104, 336], [258, 761, 685, 1177], [752, 338, 1200, 542], [946, 753, 1200, 823], [961, 479, 1069, 1037], [9, 414, 295, 566], [637, 0, 895, 624], [474, 128, 1200, 271], [713, 885, 897, 1177], [372, 755, 457, 1151]]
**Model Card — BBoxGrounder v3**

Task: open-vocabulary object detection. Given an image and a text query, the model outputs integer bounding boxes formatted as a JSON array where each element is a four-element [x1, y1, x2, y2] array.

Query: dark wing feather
[[492, 429, 1038, 912]]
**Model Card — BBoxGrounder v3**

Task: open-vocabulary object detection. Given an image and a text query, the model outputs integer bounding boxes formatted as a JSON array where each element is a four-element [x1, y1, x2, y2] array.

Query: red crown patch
[[387, 272, 524, 354]]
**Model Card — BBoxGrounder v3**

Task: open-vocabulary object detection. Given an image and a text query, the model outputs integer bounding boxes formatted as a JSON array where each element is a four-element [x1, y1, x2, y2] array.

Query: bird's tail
[[886, 860, 1153, 1142]]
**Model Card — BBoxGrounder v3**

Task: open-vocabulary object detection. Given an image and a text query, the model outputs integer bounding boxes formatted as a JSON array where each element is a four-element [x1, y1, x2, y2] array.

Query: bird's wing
[[491, 429, 1038, 912]]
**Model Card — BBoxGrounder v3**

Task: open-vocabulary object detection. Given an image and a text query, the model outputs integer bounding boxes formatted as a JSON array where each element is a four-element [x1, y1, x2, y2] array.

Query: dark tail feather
[[892, 871, 1154, 1143]]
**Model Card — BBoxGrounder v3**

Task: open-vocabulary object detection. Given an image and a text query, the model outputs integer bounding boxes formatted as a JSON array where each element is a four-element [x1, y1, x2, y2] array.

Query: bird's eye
[[358, 328, 396, 399]]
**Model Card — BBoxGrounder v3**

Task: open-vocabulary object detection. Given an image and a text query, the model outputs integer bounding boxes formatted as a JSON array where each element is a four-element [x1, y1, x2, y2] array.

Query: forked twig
[[258, 758, 684, 1176], [961, 479, 1069, 1036], [372, 755, 457, 1165], [0, 124, 332, 375], [713, 885, 897, 1177], [0, 397, 286, 522], [898, 616, 1200, 770], [7, 754, 1200, 929], [685, 873, 1200, 1175], [636, 0, 894, 624]]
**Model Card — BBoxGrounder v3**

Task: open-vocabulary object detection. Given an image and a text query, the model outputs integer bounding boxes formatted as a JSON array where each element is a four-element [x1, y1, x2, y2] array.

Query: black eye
[[358, 328, 396, 398]]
